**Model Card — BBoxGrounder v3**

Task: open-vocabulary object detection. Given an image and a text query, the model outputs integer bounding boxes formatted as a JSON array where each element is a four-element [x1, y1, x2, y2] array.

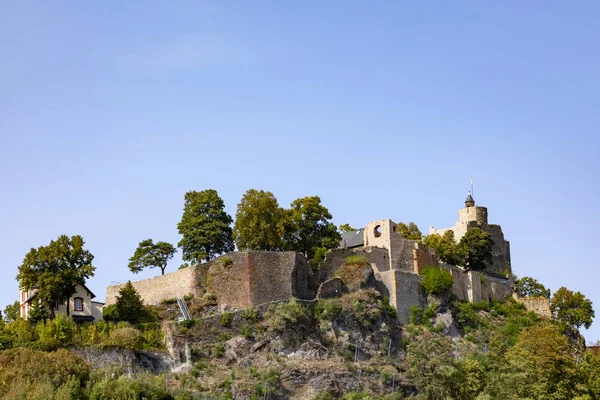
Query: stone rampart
[[206, 251, 310, 309], [513, 294, 552, 318], [105, 266, 200, 306], [394, 271, 427, 324], [413, 243, 438, 274]]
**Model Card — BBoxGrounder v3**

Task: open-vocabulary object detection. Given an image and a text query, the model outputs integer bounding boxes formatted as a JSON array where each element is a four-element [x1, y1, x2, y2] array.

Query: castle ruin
[[105, 194, 514, 324]]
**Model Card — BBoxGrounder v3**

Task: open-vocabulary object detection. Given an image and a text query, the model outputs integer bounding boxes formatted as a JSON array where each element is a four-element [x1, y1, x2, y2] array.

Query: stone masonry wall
[[394, 271, 427, 324], [388, 235, 419, 273], [413, 243, 439, 274], [206, 251, 310, 309], [513, 294, 552, 318], [204, 253, 253, 309], [105, 266, 200, 306]]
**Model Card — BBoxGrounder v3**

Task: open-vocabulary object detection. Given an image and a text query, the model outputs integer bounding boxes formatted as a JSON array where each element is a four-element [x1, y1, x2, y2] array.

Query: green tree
[[550, 287, 595, 330], [457, 227, 494, 271], [339, 224, 355, 233], [28, 300, 49, 323], [177, 189, 234, 263], [233, 189, 283, 251], [424, 231, 462, 266], [406, 329, 456, 399], [279, 196, 341, 260], [505, 324, 579, 399], [397, 222, 423, 241], [128, 239, 177, 276], [514, 276, 551, 299], [16, 235, 95, 318], [3, 301, 20, 323], [113, 281, 145, 324]]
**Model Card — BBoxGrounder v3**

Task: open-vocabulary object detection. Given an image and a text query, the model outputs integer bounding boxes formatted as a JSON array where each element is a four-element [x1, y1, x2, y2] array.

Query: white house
[[19, 283, 104, 322]]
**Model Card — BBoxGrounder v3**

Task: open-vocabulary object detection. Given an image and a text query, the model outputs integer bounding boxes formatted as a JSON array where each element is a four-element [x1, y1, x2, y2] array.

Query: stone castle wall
[[106, 251, 310, 309], [105, 266, 201, 306], [513, 294, 552, 318], [205, 251, 310, 309]]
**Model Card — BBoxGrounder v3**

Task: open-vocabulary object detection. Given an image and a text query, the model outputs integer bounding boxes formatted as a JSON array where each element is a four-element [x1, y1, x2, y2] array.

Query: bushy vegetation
[[344, 255, 369, 267], [420, 266, 453, 294], [0, 348, 174, 399], [0, 315, 163, 351], [424, 228, 494, 270], [405, 297, 600, 400]]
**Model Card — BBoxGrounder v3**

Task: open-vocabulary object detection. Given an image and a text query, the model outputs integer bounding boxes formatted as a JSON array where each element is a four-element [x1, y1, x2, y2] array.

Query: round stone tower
[[458, 194, 488, 225]]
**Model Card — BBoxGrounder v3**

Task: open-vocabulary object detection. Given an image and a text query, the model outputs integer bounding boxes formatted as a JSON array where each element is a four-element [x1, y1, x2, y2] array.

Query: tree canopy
[[279, 196, 341, 260], [551, 287, 595, 329], [397, 222, 423, 241], [514, 276, 551, 299], [233, 189, 283, 251], [177, 189, 234, 263], [16, 235, 95, 317], [339, 224, 355, 233], [3, 301, 19, 323], [106, 281, 150, 324], [424, 231, 462, 266], [457, 228, 494, 271], [424, 228, 493, 271], [128, 239, 176, 276]]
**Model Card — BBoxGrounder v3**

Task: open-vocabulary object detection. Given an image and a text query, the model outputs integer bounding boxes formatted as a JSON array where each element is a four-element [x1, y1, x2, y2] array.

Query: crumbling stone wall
[[413, 243, 439, 274], [105, 266, 201, 306], [205, 251, 310, 309], [394, 271, 427, 324], [484, 224, 511, 274], [481, 274, 513, 302], [513, 294, 552, 318]]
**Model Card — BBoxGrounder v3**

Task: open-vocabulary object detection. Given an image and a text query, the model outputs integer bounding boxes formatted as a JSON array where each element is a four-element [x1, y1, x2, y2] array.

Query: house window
[[74, 297, 84, 311]]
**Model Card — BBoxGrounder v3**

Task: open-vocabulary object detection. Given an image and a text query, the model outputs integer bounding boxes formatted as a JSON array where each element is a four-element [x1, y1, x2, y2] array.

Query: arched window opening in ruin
[[374, 225, 382, 237]]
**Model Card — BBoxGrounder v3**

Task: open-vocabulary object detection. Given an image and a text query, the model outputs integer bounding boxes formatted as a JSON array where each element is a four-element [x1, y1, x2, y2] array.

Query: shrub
[[213, 342, 225, 358], [381, 296, 397, 318], [344, 255, 369, 267], [221, 256, 233, 268], [203, 292, 217, 303], [266, 298, 310, 332], [315, 299, 342, 321], [36, 314, 77, 348], [109, 327, 142, 349], [220, 312, 234, 327], [420, 266, 453, 294], [103, 304, 119, 321], [242, 307, 259, 322], [312, 247, 327, 265], [181, 319, 195, 329], [240, 324, 252, 339]]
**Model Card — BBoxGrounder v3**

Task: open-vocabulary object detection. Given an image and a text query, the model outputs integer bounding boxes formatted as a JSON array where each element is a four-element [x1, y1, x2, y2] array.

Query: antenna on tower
[[470, 177, 474, 199]]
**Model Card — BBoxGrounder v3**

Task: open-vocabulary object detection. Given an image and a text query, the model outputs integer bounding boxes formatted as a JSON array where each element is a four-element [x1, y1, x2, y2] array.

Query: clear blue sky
[[1, 1, 599, 339]]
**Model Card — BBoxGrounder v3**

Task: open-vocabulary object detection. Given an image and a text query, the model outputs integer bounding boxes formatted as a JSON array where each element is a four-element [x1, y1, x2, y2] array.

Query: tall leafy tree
[[505, 324, 578, 399], [339, 224, 355, 233], [550, 287, 595, 330], [233, 189, 283, 251], [424, 231, 462, 266], [457, 227, 494, 271], [16, 235, 95, 317], [114, 281, 146, 324], [279, 196, 341, 260], [397, 222, 423, 241], [128, 239, 177, 276], [177, 189, 234, 263], [514, 276, 551, 299], [3, 301, 20, 323]]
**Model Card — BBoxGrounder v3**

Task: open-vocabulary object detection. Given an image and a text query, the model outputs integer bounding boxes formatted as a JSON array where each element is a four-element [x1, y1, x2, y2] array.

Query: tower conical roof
[[465, 194, 474, 203]]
